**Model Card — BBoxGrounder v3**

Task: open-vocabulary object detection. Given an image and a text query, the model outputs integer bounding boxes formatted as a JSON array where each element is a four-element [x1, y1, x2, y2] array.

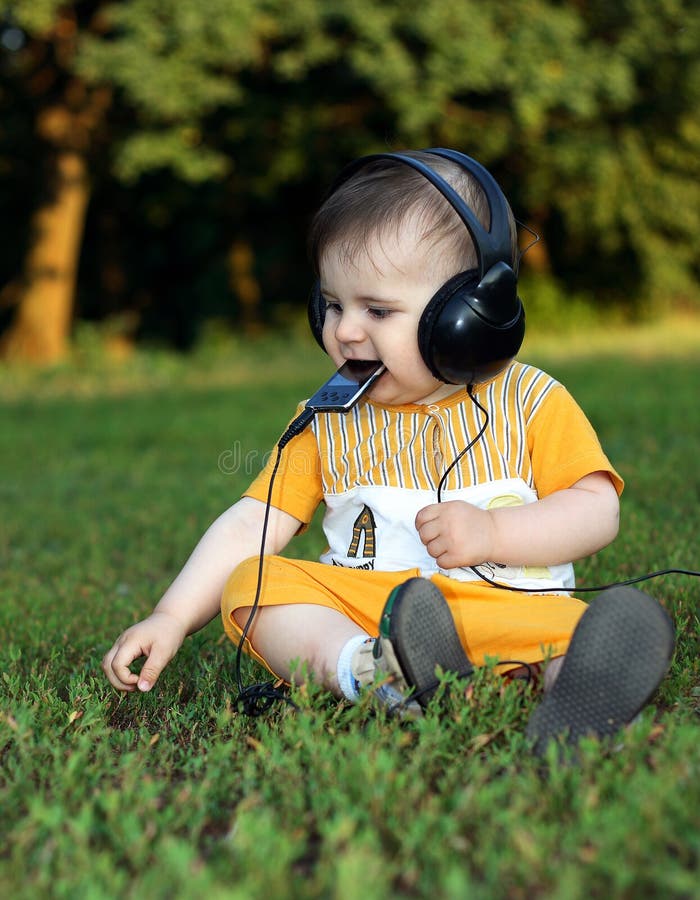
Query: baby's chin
[[369, 374, 460, 407], [366, 375, 419, 406]]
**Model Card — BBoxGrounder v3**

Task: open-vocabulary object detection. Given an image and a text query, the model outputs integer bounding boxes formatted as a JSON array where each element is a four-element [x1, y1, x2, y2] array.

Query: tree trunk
[[1, 149, 90, 364], [228, 239, 263, 334]]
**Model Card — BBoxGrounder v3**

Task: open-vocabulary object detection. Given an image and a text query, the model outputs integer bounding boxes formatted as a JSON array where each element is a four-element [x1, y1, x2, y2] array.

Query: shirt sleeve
[[242, 404, 324, 525], [527, 384, 624, 498]]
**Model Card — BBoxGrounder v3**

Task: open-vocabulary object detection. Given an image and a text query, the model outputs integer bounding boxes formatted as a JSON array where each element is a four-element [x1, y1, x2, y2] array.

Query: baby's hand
[[415, 500, 494, 569], [102, 611, 187, 692]]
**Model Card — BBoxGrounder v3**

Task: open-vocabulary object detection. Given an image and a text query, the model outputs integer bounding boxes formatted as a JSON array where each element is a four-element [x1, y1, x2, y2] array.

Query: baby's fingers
[[135, 646, 175, 693], [102, 640, 140, 692]]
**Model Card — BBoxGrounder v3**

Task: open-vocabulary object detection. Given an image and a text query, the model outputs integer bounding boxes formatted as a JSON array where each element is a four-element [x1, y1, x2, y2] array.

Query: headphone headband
[[327, 149, 513, 276]]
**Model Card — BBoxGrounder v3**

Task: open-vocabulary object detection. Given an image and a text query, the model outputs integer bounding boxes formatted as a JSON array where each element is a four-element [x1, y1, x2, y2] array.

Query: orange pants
[[221, 555, 587, 677]]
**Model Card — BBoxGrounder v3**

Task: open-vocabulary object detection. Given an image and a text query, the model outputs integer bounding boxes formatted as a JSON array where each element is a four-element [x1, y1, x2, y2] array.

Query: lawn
[[1, 327, 699, 898]]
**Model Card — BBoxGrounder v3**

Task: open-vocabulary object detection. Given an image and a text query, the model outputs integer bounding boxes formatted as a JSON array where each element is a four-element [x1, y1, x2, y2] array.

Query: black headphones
[[307, 148, 525, 385]]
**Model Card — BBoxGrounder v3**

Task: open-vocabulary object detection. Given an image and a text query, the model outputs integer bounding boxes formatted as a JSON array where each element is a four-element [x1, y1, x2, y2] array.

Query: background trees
[[1, 0, 698, 362]]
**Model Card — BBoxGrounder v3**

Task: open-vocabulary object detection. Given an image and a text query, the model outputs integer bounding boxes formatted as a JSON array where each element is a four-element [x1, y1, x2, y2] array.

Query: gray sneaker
[[365, 577, 474, 715], [526, 586, 675, 754]]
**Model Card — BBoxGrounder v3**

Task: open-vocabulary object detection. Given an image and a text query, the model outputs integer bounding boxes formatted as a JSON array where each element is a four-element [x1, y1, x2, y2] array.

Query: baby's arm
[[102, 497, 301, 692], [415, 471, 619, 571]]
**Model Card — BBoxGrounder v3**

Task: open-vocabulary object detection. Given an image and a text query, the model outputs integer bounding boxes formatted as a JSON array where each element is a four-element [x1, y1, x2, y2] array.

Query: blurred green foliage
[[0, 0, 698, 349]]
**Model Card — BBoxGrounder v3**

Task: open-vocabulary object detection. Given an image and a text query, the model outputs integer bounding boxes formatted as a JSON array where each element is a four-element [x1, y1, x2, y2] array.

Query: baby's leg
[[221, 556, 420, 698], [233, 603, 367, 694], [543, 656, 565, 692]]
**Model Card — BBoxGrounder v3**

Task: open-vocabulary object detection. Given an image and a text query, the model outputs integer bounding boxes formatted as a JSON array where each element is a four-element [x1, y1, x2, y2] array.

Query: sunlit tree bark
[[1, 147, 89, 362], [1, 4, 109, 363]]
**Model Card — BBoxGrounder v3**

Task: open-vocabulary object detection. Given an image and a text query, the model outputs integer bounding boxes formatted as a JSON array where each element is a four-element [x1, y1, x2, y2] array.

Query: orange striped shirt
[[248, 362, 621, 509], [244, 362, 622, 588]]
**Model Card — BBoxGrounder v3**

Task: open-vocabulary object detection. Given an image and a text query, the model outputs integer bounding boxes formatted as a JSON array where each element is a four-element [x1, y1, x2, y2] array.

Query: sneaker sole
[[526, 586, 675, 754], [380, 577, 474, 708]]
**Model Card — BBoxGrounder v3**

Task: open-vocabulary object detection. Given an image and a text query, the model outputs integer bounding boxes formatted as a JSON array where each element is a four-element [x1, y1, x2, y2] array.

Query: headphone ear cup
[[307, 281, 327, 351], [418, 271, 480, 382], [419, 265, 525, 385]]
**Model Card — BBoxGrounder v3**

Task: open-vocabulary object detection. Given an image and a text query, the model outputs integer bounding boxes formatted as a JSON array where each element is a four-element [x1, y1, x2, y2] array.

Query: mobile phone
[[304, 360, 386, 413]]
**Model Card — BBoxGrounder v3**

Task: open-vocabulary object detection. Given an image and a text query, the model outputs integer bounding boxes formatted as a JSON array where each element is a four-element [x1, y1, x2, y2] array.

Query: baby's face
[[319, 221, 460, 406]]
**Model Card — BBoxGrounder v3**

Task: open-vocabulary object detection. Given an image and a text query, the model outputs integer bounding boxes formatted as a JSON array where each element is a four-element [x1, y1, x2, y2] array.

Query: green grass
[[1, 330, 699, 898]]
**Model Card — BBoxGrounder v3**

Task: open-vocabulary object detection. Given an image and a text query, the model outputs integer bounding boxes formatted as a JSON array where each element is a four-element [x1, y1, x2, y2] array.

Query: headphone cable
[[436, 385, 489, 503], [469, 563, 700, 594], [233, 408, 315, 716]]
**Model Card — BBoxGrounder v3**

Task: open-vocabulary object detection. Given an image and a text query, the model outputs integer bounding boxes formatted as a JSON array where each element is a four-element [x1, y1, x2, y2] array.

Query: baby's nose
[[334, 309, 366, 344]]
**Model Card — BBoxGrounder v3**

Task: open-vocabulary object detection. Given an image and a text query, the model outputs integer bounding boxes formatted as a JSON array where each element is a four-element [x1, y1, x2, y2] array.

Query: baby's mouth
[[344, 359, 384, 379]]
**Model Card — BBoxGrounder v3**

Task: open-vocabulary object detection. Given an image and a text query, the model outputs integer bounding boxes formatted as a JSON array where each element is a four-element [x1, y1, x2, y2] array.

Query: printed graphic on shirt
[[319, 481, 575, 591], [347, 504, 377, 558]]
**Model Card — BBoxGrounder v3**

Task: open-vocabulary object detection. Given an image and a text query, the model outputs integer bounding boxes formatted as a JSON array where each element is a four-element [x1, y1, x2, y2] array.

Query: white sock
[[336, 634, 371, 702]]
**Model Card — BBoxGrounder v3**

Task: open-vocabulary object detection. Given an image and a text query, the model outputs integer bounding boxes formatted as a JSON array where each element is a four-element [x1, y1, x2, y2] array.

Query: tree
[[1, 0, 698, 362], [0, 0, 111, 362], [77, 0, 699, 308]]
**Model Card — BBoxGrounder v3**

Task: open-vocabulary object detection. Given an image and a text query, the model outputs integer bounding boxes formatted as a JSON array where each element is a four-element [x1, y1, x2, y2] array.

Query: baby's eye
[[324, 300, 342, 315], [368, 307, 392, 320]]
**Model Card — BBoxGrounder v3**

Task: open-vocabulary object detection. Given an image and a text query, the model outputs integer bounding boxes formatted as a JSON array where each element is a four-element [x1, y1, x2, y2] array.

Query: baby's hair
[[308, 150, 518, 280]]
